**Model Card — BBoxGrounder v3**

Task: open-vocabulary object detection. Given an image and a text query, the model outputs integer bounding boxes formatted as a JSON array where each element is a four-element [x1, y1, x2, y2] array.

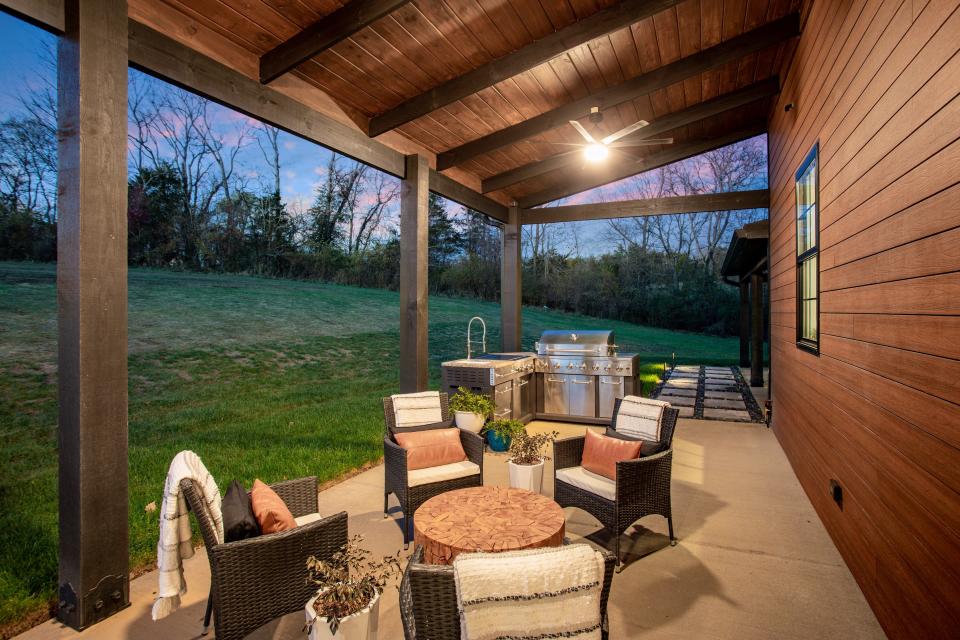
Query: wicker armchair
[[554, 401, 680, 569], [399, 545, 616, 640], [180, 476, 348, 640], [383, 393, 485, 548]]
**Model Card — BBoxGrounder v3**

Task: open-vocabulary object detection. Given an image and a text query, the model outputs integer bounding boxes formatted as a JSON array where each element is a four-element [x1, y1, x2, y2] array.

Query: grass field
[[0, 260, 740, 633]]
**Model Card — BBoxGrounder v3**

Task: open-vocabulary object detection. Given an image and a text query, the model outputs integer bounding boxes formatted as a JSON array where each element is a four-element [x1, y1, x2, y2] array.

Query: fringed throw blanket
[[152, 450, 223, 621], [391, 390, 442, 428], [616, 395, 670, 442], [453, 545, 605, 640]]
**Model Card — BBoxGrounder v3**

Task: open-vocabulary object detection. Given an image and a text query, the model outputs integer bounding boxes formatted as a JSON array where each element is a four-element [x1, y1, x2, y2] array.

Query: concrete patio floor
[[18, 417, 883, 640]]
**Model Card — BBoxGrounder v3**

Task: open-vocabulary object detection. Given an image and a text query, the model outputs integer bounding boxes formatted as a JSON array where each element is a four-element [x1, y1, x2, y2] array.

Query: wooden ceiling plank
[[439, 12, 798, 170], [368, 0, 685, 136], [259, 0, 411, 83], [522, 188, 770, 224], [517, 120, 767, 207]]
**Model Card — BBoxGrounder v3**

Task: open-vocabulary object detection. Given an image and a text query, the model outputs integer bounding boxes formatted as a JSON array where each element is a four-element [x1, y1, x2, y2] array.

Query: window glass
[[796, 155, 817, 255], [796, 144, 819, 350]]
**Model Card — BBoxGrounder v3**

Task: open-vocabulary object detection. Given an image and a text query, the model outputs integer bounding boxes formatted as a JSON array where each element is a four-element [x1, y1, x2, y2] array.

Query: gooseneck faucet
[[466, 316, 487, 359]]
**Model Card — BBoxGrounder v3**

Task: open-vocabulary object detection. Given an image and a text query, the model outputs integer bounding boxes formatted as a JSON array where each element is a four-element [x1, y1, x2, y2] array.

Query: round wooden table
[[413, 486, 565, 565]]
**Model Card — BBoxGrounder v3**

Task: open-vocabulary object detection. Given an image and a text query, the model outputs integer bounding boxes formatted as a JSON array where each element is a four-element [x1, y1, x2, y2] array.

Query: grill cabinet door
[[568, 375, 596, 417], [493, 380, 514, 420], [543, 375, 568, 415], [598, 376, 624, 419]]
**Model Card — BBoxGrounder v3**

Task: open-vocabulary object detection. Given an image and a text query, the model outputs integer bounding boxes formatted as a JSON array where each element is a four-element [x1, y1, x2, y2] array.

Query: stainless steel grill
[[534, 330, 640, 422]]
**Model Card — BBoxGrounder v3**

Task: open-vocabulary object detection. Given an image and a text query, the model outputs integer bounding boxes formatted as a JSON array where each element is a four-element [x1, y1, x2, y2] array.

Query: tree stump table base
[[413, 486, 565, 565]]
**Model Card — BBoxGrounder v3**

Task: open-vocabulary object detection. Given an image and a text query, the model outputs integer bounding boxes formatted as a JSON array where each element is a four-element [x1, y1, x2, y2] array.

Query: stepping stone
[[702, 398, 746, 410], [676, 406, 695, 418], [668, 372, 700, 379], [674, 365, 700, 371], [704, 390, 743, 400], [703, 408, 752, 421], [704, 367, 731, 373], [665, 378, 698, 386], [704, 383, 737, 390], [660, 395, 695, 407], [658, 388, 696, 397], [704, 374, 735, 381]]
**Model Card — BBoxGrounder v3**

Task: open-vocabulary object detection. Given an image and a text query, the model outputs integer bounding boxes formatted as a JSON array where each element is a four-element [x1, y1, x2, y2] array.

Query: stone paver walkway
[[653, 365, 762, 422]]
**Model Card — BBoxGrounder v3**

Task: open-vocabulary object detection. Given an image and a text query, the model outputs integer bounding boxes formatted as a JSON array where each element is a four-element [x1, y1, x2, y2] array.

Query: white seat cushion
[[294, 512, 323, 526], [555, 466, 616, 501], [408, 460, 480, 487]]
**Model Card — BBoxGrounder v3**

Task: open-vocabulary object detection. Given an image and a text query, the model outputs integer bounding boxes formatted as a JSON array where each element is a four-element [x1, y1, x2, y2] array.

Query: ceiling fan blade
[[568, 120, 597, 144], [609, 137, 675, 148], [601, 119, 649, 145], [525, 141, 587, 147]]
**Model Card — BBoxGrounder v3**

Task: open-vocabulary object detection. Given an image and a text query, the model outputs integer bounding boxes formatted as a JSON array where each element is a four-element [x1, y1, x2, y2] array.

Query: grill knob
[[593, 365, 600, 371], [567, 363, 574, 369], [580, 363, 586, 370]]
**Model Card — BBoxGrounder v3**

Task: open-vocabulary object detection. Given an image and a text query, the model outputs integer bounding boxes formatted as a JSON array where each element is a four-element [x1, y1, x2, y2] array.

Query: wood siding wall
[[767, 1, 960, 638]]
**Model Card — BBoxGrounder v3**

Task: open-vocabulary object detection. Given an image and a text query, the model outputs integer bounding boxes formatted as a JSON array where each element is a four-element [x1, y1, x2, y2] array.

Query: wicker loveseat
[[383, 393, 485, 548], [399, 545, 616, 640], [553, 399, 680, 568], [180, 476, 348, 640]]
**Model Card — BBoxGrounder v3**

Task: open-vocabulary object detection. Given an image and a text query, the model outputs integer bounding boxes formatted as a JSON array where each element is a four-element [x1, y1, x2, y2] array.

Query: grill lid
[[536, 330, 616, 356]]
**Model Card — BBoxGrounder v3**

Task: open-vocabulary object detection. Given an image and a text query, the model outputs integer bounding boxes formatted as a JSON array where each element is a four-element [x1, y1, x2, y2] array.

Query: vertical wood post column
[[57, 0, 130, 629], [750, 273, 764, 387], [501, 205, 522, 352], [739, 280, 750, 367], [399, 154, 429, 392]]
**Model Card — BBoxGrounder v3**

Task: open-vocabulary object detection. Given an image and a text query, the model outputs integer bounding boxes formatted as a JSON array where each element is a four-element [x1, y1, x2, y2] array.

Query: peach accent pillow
[[250, 479, 296, 534], [394, 428, 467, 471], [581, 429, 641, 481]]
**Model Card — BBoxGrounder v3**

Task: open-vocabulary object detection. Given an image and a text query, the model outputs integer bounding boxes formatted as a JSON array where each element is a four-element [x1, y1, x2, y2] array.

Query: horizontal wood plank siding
[[767, 1, 960, 638]]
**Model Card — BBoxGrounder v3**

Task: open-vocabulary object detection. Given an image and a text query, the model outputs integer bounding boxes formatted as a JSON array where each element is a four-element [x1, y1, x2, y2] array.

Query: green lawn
[[0, 261, 739, 632]]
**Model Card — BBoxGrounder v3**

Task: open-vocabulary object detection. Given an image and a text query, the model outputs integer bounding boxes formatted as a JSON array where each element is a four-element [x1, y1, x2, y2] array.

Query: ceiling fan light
[[584, 143, 609, 163]]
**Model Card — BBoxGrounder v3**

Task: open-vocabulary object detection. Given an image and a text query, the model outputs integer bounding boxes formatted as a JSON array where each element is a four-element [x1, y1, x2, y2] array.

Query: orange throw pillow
[[394, 428, 467, 471], [581, 429, 641, 481], [250, 479, 296, 534]]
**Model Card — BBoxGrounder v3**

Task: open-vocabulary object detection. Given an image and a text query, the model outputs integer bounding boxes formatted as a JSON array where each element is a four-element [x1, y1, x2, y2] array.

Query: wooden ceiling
[[128, 0, 802, 207]]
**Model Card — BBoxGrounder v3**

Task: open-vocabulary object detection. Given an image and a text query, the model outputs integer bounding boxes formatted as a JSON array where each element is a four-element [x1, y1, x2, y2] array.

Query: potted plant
[[482, 418, 525, 453], [507, 429, 559, 494], [449, 386, 493, 433], [304, 535, 400, 640]]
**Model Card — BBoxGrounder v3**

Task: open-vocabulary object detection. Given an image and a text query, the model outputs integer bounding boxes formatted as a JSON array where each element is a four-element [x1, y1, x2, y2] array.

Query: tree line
[[0, 62, 765, 336]]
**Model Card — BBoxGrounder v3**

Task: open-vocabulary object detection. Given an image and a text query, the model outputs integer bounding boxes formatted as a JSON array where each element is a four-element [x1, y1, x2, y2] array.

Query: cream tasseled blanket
[[453, 545, 605, 640], [152, 450, 223, 621], [391, 390, 443, 428]]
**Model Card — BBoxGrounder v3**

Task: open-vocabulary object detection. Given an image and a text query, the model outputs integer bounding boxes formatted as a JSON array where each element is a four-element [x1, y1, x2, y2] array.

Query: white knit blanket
[[152, 451, 223, 621], [616, 395, 670, 442], [453, 545, 605, 640], [391, 390, 442, 428]]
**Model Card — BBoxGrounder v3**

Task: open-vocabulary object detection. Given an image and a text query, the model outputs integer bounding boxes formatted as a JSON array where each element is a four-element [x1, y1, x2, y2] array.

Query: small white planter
[[306, 590, 381, 640], [454, 411, 485, 433], [508, 460, 545, 494]]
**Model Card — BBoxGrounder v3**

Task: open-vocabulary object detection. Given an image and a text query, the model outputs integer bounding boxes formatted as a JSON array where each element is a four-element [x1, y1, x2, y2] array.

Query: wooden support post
[[739, 280, 750, 367], [56, 0, 129, 629], [501, 205, 522, 352], [400, 154, 429, 392], [750, 274, 764, 387]]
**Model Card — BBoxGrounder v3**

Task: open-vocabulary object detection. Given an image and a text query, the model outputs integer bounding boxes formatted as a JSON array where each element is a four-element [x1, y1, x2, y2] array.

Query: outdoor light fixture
[[584, 143, 609, 163]]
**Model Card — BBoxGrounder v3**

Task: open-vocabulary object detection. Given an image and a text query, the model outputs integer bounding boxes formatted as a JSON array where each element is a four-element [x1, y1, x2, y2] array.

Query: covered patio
[[3, 0, 957, 638], [17, 415, 883, 640]]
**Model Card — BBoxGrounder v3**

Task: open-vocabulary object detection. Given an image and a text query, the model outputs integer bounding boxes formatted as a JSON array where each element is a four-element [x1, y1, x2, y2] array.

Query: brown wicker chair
[[399, 544, 616, 640], [383, 393, 485, 548], [180, 476, 348, 640], [554, 400, 680, 569]]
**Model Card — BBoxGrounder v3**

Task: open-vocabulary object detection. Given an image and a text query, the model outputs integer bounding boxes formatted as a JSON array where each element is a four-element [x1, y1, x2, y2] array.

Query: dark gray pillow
[[222, 480, 260, 542]]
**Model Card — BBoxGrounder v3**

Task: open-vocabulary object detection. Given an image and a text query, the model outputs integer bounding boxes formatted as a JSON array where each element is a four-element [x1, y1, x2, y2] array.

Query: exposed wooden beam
[[518, 121, 767, 208], [259, 0, 411, 84], [522, 189, 769, 224], [0, 0, 64, 32], [57, 0, 130, 629], [440, 14, 799, 171], [368, 0, 683, 137], [430, 170, 508, 223], [484, 77, 780, 193], [501, 205, 522, 351], [400, 154, 429, 393]]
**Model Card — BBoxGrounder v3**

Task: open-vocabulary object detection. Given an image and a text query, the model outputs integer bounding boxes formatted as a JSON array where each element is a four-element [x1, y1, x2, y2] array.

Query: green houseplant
[[304, 535, 400, 640], [482, 418, 526, 452], [449, 386, 494, 433], [507, 429, 559, 494]]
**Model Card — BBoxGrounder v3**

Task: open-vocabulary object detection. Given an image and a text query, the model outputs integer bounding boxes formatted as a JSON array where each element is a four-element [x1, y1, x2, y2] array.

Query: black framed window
[[796, 143, 819, 352]]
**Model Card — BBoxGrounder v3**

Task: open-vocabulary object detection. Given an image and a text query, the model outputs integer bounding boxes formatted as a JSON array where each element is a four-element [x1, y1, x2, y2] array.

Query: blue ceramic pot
[[486, 431, 511, 452]]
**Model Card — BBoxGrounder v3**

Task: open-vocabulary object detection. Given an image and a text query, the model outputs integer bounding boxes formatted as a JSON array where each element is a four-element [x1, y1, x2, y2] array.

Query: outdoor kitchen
[[441, 321, 640, 425]]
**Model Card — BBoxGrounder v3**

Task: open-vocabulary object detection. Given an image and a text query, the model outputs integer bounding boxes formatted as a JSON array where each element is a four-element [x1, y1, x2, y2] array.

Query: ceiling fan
[[541, 106, 674, 163]]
